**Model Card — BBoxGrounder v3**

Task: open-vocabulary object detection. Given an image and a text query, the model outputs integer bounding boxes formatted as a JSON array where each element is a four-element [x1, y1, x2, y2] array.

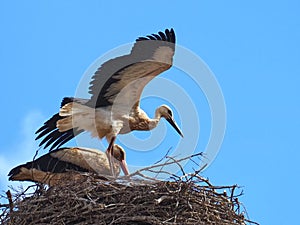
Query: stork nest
[[0, 171, 258, 225]]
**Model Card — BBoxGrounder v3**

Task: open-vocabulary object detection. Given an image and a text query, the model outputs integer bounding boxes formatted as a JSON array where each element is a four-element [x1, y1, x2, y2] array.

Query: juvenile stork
[[35, 28, 183, 155], [8, 145, 129, 186]]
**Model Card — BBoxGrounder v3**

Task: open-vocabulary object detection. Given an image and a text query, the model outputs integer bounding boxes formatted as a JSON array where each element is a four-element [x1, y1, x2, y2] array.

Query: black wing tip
[[136, 28, 175, 44], [35, 126, 46, 135], [36, 97, 72, 136], [61, 97, 74, 108], [40, 128, 84, 151]]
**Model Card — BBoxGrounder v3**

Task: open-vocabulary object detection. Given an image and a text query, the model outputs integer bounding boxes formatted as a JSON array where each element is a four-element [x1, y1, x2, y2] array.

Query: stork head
[[110, 145, 129, 176], [156, 105, 184, 138]]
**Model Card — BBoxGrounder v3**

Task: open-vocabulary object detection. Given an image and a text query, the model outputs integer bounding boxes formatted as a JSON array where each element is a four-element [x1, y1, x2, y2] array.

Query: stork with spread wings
[[36, 29, 183, 173]]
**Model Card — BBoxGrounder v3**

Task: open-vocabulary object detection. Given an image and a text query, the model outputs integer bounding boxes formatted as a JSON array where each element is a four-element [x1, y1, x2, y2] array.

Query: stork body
[[35, 28, 183, 153], [8, 145, 128, 186], [57, 100, 182, 146]]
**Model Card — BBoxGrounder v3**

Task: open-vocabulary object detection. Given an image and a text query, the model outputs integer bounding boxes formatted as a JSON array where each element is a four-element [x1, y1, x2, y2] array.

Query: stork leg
[[107, 136, 116, 154], [106, 136, 116, 177]]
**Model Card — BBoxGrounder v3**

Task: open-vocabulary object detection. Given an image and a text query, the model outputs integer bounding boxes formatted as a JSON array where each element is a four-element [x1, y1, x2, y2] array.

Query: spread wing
[[35, 29, 176, 151], [87, 28, 176, 110], [35, 97, 85, 151]]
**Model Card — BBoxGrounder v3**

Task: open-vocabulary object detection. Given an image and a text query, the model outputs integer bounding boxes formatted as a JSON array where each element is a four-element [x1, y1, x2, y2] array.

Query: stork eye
[[167, 109, 172, 117]]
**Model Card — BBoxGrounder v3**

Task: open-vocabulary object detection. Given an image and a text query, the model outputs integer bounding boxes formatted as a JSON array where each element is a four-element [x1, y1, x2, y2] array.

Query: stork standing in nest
[[35, 29, 183, 168]]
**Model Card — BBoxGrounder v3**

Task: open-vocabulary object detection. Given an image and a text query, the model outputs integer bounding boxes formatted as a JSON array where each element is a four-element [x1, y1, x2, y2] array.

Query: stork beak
[[166, 117, 184, 138], [120, 159, 130, 176]]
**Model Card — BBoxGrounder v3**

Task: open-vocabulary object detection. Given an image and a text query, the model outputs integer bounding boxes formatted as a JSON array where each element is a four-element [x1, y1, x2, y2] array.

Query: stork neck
[[155, 108, 162, 120], [148, 118, 160, 130], [148, 110, 162, 130]]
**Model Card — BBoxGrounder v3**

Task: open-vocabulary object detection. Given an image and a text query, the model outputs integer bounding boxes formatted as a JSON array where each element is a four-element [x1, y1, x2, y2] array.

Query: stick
[[6, 190, 13, 212]]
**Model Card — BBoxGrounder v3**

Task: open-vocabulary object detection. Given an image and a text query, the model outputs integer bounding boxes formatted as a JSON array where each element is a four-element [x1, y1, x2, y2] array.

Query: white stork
[[35, 28, 183, 156], [8, 145, 128, 186]]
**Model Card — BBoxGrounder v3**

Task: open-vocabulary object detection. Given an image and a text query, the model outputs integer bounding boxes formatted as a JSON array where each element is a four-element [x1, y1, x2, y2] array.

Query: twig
[[153, 147, 172, 165], [6, 190, 13, 213], [126, 152, 203, 179], [244, 218, 260, 225], [165, 155, 186, 180]]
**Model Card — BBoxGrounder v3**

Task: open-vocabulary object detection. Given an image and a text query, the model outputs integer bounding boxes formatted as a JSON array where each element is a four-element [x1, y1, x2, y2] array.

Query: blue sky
[[1, 1, 299, 224]]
